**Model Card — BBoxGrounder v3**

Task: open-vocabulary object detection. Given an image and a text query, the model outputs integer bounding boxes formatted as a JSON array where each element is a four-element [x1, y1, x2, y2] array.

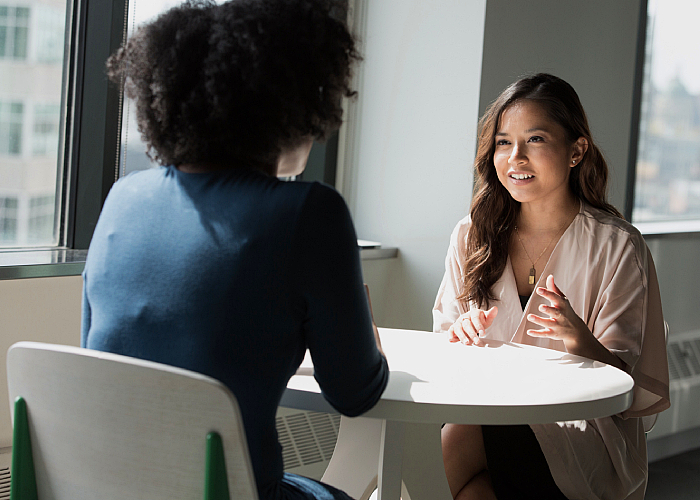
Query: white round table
[[281, 328, 634, 500]]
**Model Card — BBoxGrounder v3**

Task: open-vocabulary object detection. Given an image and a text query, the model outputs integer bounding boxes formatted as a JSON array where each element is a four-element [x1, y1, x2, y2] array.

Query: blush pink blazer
[[433, 202, 670, 500]]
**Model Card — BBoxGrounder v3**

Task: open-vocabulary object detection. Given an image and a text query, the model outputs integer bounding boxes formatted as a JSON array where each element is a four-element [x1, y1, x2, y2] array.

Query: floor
[[646, 447, 700, 499], [362, 447, 700, 500], [363, 450, 700, 500]]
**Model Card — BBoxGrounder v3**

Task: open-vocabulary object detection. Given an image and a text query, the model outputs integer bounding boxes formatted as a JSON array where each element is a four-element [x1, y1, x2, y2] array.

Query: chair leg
[[10, 397, 38, 500], [322, 416, 383, 500], [205, 432, 230, 500]]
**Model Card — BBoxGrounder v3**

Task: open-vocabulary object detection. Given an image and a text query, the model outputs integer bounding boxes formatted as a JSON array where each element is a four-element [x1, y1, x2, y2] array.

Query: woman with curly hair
[[81, 1, 388, 499], [434, 74, 669, 499]]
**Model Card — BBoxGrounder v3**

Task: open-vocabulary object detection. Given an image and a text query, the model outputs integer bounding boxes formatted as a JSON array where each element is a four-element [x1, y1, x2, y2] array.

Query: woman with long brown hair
[[434, 74, 669, 499]]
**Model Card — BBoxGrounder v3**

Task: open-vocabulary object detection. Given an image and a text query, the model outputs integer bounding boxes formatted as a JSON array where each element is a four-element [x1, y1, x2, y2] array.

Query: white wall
[[344, 0, 487, 331], [0, 275, 82, 448]]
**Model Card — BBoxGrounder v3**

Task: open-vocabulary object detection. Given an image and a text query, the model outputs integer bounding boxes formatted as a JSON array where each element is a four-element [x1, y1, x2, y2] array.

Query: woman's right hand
[[448, 307, 498, 345]]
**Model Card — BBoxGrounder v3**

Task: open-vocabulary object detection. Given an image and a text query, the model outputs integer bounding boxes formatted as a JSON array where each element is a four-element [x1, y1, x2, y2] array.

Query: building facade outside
[[0, 0, 65, 247]]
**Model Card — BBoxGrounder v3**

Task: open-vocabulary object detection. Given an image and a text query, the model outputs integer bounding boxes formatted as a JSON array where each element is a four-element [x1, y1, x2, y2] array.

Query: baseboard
[[0, 447, 10, 500], [648, 425, 700, 463]]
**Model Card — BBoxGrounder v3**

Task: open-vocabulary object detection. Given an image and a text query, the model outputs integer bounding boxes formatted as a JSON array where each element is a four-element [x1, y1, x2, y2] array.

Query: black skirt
[[481, 425, 568, 500]]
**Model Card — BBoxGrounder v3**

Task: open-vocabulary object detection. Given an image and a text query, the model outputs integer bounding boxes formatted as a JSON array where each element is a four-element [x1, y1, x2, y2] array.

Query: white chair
[[6, 341, 259, 500]]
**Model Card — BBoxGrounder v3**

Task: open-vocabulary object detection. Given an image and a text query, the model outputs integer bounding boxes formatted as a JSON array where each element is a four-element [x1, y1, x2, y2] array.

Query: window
[[0, 101, 22, 155], [0, 195, 18, 242], [32, 103, 60, 156], [118, 0, 184, 177], [34, 4, 65, 63], [28, 194, 55, 242], [0, 6, 29, 60], [633, 0, 700, 223], [0, 0, 68, 247]]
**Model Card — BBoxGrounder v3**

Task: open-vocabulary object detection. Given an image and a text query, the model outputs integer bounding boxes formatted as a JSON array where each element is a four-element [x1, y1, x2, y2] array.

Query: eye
[[495, 139, 510, 146], [528, 136, 544, 143]]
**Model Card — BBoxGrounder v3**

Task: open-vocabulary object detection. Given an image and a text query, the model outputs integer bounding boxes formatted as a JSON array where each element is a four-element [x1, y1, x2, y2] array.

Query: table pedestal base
[[322, 416, 452, 500]]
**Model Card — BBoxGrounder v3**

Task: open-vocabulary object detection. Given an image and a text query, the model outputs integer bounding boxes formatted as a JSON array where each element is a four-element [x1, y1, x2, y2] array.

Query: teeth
[[511, 173, 534, 180]]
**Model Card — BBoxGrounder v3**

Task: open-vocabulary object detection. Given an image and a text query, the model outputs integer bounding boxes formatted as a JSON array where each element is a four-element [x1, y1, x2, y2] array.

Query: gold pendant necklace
[[515, 221, 569, 285]]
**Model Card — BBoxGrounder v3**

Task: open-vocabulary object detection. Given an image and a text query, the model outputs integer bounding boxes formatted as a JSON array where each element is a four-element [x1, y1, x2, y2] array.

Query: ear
[[571, 137, 588, 167]]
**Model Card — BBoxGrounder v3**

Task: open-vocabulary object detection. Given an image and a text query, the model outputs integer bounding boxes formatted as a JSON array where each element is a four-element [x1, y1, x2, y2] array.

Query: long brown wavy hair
[[460, 73, 623, 309]]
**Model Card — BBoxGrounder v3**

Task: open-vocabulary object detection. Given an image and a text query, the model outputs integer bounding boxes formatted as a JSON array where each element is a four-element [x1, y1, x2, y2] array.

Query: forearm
[[564, 333, 625, 371]]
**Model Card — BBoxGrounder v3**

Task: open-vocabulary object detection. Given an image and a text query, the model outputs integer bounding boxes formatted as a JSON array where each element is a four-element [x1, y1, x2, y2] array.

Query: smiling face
[[493, 100, 586, 211]]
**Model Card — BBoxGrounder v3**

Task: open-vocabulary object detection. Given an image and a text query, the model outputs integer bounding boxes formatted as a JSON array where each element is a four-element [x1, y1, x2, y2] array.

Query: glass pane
[[27, 194, 55, 242], [8, 122, 21, 154], [633, 0, 700, 222], [118, 0, 195, 177], [0, 26, 6, 57], [0, 101, 23, 155], [0, 195, 18, 241], [32, 103, 60, 156], [12, 26, 27, 58], [0, 0, 68, 247], [35, 4, 65, 63]]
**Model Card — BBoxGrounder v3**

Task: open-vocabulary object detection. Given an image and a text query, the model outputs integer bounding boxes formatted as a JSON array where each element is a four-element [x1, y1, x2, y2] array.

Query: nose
[[508, 142, 526, 165]]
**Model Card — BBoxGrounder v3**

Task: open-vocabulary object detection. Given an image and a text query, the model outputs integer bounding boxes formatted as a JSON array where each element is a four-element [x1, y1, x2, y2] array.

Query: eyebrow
[[495, 127, 551, 136]]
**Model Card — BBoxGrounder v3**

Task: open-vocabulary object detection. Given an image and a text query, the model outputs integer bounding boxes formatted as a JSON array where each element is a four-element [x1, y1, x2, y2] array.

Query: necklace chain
[[515, 220, 570, 285]]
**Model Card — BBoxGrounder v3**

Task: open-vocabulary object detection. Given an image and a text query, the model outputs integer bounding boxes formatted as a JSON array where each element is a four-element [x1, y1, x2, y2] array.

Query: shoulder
[[294, 181, 351, 221], [577, 203, 648, 271], [286, 181, 356, 248], [446, 214, 472, 255], [106, 167, 167, 195], [301, 180, 346, 205], [579, 203, 644, 245]]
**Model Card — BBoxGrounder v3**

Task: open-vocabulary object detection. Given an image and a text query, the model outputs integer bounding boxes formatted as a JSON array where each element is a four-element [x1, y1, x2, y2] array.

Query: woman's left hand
[[526, 274, 592, 349], [527, 275, 625, 369]]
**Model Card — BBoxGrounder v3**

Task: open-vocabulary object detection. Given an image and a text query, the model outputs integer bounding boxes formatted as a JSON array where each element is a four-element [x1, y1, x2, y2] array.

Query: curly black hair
[[107, 0, 360, 169]]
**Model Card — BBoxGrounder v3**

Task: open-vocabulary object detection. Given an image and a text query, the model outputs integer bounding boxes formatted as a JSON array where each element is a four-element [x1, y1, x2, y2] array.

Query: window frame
[[627, 0, 700, 237], [62, 0, 128, 249]]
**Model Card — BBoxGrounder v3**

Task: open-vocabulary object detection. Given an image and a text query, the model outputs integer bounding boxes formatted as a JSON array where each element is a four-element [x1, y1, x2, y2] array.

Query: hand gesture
[[526, 275, 591, 349], [448, 306, 498, 346]]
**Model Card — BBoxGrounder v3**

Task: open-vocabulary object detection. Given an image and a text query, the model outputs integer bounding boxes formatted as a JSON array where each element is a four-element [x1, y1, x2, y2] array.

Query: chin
[[505, 190, 530, 204]]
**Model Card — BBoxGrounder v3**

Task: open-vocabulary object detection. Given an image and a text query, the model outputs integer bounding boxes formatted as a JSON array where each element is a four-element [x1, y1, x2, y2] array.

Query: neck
[[517, 196, 580, 233], [176, 161, 275, 176]]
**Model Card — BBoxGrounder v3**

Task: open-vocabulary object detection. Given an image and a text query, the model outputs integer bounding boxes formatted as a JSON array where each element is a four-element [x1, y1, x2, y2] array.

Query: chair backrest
[[6, 341, 259, 500]]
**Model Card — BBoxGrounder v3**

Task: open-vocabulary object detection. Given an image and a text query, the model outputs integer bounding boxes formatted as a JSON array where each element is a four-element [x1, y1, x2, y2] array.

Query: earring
[[572, 160, 576, 165]]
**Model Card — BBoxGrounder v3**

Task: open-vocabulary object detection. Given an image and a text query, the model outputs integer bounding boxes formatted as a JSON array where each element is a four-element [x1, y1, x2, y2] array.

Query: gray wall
[[648, 237, 700, 337], [478, 0, 644, 219]]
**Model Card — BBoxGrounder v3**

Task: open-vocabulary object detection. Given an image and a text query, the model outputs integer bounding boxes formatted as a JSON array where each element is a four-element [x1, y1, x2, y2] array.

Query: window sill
[[358, 240, 398, 260], [0, 249, 87, 280], [360, 247, 398, 260], [0, 241, 397, 280], [633, 219, 700, 239]]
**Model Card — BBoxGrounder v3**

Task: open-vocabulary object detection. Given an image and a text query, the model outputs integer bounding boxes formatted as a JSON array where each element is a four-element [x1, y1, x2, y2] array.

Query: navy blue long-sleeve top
[[81, 166, 389, 499]]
